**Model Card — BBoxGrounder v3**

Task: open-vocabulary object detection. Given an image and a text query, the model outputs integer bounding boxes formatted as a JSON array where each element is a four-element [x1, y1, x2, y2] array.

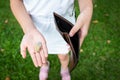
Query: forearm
[[78, 0, 93, 21], [10, 0, 36, 34]]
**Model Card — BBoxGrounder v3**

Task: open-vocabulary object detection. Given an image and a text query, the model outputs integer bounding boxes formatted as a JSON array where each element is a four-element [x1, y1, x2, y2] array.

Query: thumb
[[69, 13, 85, 37], [69, 24, 82, 37], [20, 43, 27, 59]]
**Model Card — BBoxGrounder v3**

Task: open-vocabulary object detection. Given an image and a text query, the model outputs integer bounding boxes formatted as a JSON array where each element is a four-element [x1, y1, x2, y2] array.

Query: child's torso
[[23, 0, 74, 17]]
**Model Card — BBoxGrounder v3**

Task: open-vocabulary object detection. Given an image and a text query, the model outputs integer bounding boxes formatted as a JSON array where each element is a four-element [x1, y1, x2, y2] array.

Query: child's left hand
[[69, 0, 93, 47]]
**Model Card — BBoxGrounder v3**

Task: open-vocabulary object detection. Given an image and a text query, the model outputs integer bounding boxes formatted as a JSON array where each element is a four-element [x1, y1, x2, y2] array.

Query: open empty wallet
[[53, 12, 80, 72]]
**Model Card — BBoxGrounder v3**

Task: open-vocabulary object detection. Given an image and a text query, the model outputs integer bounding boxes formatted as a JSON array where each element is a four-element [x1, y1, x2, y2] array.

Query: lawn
[[0, 0, 120, 80]]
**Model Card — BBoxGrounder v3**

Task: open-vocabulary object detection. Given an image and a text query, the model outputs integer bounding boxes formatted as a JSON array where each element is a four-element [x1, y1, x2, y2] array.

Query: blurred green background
[[0, 0, 120, 80]]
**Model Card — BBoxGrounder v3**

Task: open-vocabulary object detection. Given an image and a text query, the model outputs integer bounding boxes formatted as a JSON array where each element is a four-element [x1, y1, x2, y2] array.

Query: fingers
[[20, 46, 26, 58], [42, 42, 48, 58], [20, 33, 48, 67], [20, 40, 27, 59], [69, 24, 81, 37], [28, 44, 47, 67], [80, 34, 84, 47], [69, 14, 84, 37], [34, 48, 47, 67], [35, 42, 48, 65], [35, 52, 42, 66], [39, 49, 46, 64], [28, 47, 38, 67], [79, 25, 88, 47]]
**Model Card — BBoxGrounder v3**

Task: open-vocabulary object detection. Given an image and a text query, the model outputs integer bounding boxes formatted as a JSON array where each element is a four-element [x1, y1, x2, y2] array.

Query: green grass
[[0, 0, 120, 80]]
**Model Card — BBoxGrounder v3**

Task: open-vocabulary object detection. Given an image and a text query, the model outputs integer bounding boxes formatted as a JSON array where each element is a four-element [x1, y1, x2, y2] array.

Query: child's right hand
[[20, 29, 48, 67], [10, 0, 48, 67]]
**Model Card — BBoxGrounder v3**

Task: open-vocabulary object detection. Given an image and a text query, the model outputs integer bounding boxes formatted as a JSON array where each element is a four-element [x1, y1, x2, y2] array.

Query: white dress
[[23, 0, 76, 54]]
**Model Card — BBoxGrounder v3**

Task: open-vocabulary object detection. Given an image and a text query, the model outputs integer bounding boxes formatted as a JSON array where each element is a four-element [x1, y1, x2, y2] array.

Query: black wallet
[[53, 12, 80, 72]]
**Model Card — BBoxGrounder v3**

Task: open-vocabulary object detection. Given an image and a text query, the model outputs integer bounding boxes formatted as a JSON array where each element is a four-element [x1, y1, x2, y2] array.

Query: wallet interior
[[53, 12, 80, 71]]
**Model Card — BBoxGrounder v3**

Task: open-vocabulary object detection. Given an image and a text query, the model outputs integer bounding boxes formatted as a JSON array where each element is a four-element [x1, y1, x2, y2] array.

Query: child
[[10, 0, 93, 80]]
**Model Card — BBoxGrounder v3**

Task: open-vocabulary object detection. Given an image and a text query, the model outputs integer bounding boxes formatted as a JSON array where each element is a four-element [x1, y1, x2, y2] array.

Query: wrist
[[23, 27, 38, 34]]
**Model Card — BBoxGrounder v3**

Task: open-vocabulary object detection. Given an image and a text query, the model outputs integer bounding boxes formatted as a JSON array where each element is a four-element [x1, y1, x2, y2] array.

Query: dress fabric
[[23, 0, 76, 54]]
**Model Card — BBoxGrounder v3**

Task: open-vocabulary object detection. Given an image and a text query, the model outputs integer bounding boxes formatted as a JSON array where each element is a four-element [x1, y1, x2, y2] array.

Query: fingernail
[[35, 65, 38, 67], [69, 32, 73, 37], [39, 64, 42, 67], [22, 55, 25, 59]]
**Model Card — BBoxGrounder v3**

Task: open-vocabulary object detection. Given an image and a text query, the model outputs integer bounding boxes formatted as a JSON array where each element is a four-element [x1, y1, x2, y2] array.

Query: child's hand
[[69, 0, 93, 47], [20, 29, 48, 67]]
